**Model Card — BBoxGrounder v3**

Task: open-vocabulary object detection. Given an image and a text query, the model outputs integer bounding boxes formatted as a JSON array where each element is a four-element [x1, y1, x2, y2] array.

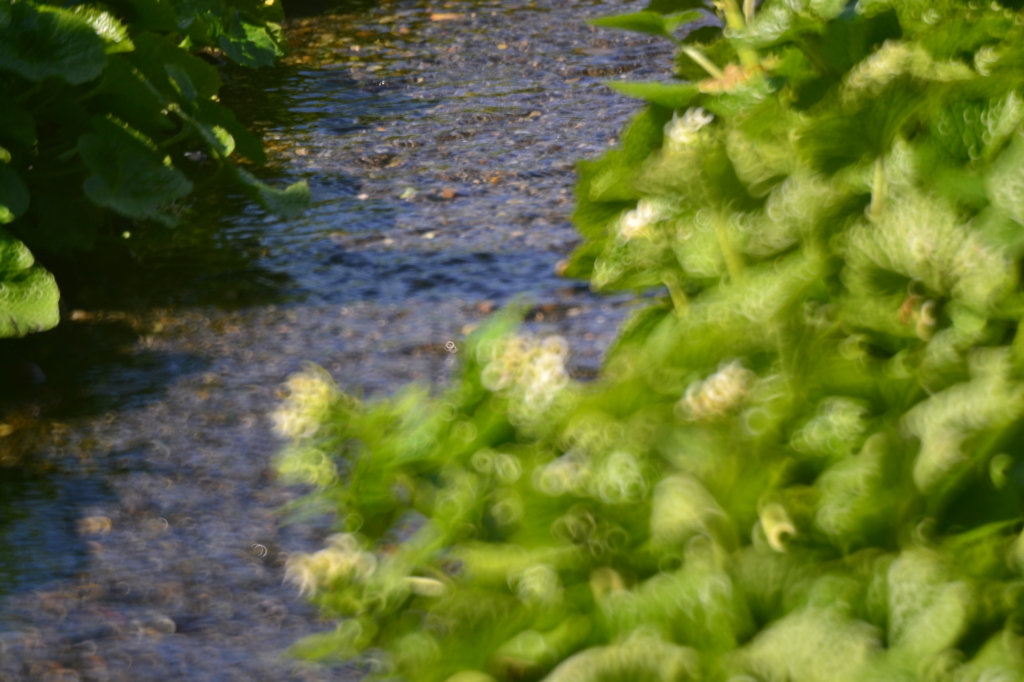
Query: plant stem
[[1012, 316, 1024, 372], [719, 0, 761, 68], [680, 45, 725, 80], [76, 82, 106, 104], [870, 155, 885, 221], [715, 212, 745, 282], [720, 0, 746, 30], [158, 127, 194, 149], [662, 272, 689, 317]]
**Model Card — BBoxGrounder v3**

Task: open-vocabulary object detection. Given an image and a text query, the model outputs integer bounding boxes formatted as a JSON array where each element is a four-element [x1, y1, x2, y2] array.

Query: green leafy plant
[[0, 0, 308, 336], [276, 1, 1024, 680]]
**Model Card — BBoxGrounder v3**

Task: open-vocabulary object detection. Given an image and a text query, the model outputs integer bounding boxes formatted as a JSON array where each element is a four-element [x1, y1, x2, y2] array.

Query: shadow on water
[[0, 466, 114, 595], [0, 318, 205, 595]]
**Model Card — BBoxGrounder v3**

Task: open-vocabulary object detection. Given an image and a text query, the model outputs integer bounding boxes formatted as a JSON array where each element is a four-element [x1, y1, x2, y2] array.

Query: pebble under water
[[0, 1, 671, 679]]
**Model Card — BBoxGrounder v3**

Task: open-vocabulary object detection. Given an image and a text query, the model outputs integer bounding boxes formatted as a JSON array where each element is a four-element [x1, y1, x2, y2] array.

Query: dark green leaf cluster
[[0, 0, 309, 336], [276, 1, 1024, 681]]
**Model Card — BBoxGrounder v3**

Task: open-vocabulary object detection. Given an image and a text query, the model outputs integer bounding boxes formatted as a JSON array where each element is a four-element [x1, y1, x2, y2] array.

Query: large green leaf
[[0, 228, 59, 337], [229, 165, 309, 219], [165, 63, 198, 103], [920, 14, 1010, 60], [96, 53, 174, 135], [589, 10, 702, 41], [194, 97, 265, 164], [175, 0, 227, 45], [99, 0, 177, 32], [78, 116, 193, 224], [585, 105, 673, 203], [0, 0, 107, 84], [807, 9, 902, 76], [605, 80, 700, 109], [797, 87, 924, 173], [217, 11, 281, 68], [131, 31, 222, 101], [169, 103, 235, 157]]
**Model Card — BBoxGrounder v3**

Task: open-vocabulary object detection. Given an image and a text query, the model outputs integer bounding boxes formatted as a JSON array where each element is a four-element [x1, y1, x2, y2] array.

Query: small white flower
[[678, 360, 756, 420], [283, 533, 377, 597], [617, 198, 675, 241], [663, 107, 714, 151], [481, 333, 572, 418], [271, 364, 338, 439]]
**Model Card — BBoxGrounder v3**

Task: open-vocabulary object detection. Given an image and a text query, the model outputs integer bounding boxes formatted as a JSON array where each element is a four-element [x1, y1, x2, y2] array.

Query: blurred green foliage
[[276, 1, 1024, 680], [0, 0, 309, 337]]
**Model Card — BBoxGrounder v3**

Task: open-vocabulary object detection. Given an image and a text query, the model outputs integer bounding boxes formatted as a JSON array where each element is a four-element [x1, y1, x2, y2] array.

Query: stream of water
[[0, 1, 670, 679]]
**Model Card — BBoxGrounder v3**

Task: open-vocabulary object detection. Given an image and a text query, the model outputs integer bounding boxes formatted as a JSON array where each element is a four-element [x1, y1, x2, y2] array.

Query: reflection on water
[[282, 0, 377, 19]]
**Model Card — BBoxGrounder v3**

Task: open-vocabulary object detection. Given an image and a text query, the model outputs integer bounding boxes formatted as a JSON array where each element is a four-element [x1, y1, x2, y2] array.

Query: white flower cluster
[[271, 363, 338, 439], [616, 197, 675, 242], [534, 449, 647, 505], [508, 563, 562, 604], [663, 107, 714, 153], [678, 360, 756, 421], [533, 449, 592, 497], [276, 444, 338, 488], [284, 533, 377, 597], [480, 334, 571, 420]]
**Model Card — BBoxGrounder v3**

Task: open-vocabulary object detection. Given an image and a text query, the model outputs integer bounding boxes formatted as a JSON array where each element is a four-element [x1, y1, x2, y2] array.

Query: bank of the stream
[[0, 1, 670, 679]]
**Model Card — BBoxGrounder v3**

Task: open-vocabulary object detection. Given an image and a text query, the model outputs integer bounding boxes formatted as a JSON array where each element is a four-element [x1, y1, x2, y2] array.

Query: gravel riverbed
[[0, 1, 671, 679]]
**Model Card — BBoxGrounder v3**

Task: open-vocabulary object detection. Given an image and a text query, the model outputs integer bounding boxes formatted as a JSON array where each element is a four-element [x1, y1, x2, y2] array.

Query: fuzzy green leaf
[[605, 80, 700, 109], [95, 54, 173, 136], [131, 31, 222, 101], [0, 228, 59, 338], [170, 104, 235, 157], [589, 10, 703, 40], [70, 5, 134, 54], [194, 98, 265, 164], [229, 165, 309, 218]]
